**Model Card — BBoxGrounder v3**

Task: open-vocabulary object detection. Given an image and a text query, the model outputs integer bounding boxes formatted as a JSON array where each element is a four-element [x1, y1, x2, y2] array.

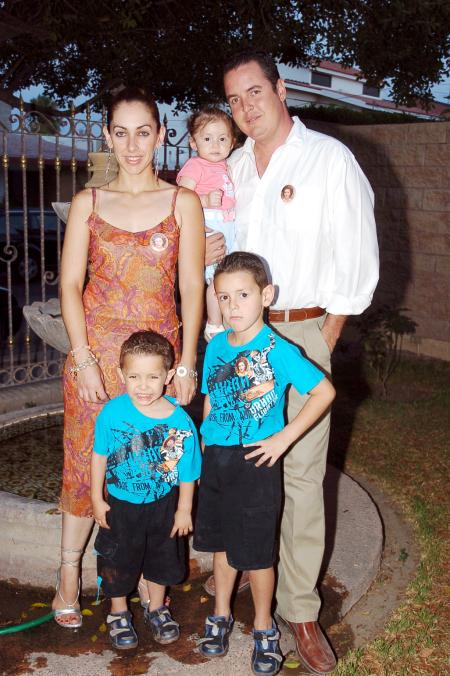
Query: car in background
[[0, 208, 65, 282]]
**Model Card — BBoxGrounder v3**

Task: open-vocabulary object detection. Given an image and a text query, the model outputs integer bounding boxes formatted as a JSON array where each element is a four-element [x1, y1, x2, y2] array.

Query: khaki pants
[[274, 315, 331, 622]]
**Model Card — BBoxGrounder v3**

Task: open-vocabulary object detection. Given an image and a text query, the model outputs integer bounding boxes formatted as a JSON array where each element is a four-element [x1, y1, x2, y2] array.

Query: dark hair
[[223, 50, 280, 92], [119, 330, 174, 370], [106, 87, 161, 131], [214, 251, 269, 291], [187, 105, 235, 139]]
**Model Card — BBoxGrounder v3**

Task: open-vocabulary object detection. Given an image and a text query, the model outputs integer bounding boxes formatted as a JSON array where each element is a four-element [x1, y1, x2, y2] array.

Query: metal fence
[[0, 101, 190, 387]]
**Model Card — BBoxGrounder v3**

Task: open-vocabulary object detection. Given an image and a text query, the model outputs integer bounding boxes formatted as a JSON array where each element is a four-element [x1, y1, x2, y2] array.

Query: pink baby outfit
[[177, 156, 236, 283], [177, 157, 235, 220]]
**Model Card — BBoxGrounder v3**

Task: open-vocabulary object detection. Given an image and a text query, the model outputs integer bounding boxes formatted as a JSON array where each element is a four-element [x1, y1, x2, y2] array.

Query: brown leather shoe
[[278, 618, 336, 674]]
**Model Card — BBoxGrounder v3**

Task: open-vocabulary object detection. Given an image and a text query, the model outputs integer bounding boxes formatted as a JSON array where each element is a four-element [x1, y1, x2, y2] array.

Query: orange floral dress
[[60, 188, 181, 517]]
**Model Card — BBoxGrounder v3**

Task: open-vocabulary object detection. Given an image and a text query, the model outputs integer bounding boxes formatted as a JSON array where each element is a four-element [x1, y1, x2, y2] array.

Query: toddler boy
[[91, 330, 201, 650], [194, 252, 335, 675]]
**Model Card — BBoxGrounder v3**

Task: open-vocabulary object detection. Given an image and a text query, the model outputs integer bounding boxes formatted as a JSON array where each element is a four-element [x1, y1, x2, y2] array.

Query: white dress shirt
[[227, 117, 379, 315]]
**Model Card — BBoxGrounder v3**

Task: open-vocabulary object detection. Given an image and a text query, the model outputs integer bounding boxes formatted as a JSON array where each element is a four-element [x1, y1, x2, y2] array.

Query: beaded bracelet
[[70, 344, 91, 356], [69, 354, 99, 378], [70, 345, 96, 368]]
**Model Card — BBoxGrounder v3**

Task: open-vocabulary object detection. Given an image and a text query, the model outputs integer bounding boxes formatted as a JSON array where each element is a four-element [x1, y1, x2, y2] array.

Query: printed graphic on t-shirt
[[105, 423, 192, 502], [222, 173, 234, 198], [222, 173, 235, 219], [205, 333, 277, 443]]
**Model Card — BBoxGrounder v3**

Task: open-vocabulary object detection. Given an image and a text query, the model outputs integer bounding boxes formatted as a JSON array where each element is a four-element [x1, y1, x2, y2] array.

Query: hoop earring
[[153, 146, 160, 184], [105, 146, 112, 181]]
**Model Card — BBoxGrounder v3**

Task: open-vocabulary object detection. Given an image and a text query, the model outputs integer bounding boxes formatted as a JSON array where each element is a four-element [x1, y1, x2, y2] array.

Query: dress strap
[[91, 188, 97, 214], [170, 187, 180, 216]]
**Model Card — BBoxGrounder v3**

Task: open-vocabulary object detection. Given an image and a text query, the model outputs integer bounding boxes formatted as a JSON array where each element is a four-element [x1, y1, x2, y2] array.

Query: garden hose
[[0, 612, 53, 635]]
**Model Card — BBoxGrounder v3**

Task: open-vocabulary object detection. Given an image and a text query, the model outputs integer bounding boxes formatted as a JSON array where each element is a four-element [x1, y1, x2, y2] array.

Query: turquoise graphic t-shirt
[[94, 394, 201, 504], [201, 324, 325, 446]]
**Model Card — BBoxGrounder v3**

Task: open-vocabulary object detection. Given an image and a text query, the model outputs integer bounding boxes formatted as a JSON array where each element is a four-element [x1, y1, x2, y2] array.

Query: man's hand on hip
[[321, 314, 348, 353]]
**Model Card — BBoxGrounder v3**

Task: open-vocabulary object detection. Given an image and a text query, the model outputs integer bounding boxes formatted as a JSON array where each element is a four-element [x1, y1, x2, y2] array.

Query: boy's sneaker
[[198, 614, 234, 657], [106, 611, 138, 650], [144, 605, 180, 644], [251, 622, 283, 675]]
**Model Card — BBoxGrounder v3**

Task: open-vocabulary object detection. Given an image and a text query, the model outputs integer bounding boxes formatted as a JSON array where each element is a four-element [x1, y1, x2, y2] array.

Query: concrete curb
[[323, 466, 383, 617], [1, 461, 382, 623], [0, 378, 63, 416]]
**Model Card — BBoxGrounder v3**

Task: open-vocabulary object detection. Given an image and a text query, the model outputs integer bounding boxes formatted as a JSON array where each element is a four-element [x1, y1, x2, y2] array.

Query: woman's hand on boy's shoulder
[[244, 431, 291, 468]]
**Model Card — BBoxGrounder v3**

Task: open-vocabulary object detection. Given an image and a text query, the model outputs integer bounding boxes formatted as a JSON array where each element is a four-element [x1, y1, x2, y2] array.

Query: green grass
[[331, 355, 449, 675]]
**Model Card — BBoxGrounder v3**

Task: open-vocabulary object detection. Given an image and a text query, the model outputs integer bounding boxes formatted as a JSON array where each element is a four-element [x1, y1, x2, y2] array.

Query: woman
[[52, 88, 205, 627]]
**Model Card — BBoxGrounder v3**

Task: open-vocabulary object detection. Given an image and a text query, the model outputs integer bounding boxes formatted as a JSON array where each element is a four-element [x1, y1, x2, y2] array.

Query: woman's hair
[[187, 105, 235, 139], [119, 330, 174, 370], [214, 251, 269, 291], [106, 87, 161, 131]]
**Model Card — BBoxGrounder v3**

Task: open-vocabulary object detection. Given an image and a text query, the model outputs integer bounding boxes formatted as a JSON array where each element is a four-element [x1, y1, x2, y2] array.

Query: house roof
[[347, 91, 449, 117], [284, 78, 449, 119], [316, 60, 363, 78]]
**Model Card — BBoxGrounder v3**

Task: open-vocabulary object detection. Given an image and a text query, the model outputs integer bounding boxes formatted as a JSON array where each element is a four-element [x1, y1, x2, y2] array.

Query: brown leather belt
[[268, 307, 325, 323]]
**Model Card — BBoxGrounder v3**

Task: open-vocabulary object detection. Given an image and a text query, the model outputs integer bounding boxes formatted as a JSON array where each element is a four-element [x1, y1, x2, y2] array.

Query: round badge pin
[[281, 184, 295, 202], [150, 232, 168, 252]]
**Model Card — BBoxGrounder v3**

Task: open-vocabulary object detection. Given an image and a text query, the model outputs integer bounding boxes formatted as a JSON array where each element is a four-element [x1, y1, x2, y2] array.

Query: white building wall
[[332, 77, 365, 96], [278, 63, 311, 84]]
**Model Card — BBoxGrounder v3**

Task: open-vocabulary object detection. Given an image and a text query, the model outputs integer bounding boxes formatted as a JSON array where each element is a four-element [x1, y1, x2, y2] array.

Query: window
[[311, 71, 332, 88], [363, 83, 380, 97]]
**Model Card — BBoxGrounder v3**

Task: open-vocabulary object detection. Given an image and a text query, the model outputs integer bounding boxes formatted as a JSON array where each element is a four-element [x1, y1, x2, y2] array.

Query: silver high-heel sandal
[[53, 547, 83, 629]]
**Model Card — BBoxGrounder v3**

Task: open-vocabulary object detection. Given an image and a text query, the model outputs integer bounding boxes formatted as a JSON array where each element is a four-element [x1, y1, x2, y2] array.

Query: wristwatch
[[176, 364, 198, 380]]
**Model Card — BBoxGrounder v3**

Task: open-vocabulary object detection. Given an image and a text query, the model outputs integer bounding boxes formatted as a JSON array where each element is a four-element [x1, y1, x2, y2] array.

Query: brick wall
[[305, 120, 450, 361]]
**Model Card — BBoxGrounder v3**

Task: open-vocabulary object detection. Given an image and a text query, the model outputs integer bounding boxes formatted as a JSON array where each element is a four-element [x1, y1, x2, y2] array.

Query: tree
[[28, 95, 62, 133], [0, 0, 449, 114]]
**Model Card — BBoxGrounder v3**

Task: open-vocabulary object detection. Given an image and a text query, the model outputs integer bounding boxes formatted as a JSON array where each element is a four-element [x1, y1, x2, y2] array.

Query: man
[[205, 51, 379, 674]]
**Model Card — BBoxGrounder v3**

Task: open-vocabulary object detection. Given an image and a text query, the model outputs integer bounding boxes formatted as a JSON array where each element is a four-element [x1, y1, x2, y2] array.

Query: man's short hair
[[223, 50, 280, 91], [119, 330, 174, 370], [214, 251, 269, 291]]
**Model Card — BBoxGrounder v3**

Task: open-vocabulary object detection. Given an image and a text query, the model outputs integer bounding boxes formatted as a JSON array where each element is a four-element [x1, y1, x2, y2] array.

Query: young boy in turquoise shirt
[[91, 330, 201, 650], [194, 252, 335, 676]]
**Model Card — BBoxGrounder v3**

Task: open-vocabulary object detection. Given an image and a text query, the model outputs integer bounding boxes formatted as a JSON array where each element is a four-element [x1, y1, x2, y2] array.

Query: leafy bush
[[356, 306, 417, 398]]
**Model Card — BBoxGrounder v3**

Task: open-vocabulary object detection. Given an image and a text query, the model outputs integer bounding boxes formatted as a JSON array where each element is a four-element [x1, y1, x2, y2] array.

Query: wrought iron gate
[[0, 101, 190, 387]]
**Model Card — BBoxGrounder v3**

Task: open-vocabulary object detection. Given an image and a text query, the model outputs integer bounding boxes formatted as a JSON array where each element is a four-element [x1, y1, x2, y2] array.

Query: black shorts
[[193, 444, 282, 570], [94, 489, 186, 598]]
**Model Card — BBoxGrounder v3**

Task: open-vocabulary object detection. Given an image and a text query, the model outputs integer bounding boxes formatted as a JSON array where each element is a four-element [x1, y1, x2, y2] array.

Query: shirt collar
[[242, 116, 306, 155]]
